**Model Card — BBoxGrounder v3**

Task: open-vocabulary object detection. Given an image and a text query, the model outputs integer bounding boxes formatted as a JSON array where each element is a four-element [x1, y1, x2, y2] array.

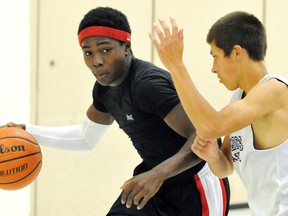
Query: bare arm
[[192, 135, 233, 178], [150, 18, 286, 140], [152, 103, 201, 178], [86, 104, 114, 125], [120, 103, 202, 209]]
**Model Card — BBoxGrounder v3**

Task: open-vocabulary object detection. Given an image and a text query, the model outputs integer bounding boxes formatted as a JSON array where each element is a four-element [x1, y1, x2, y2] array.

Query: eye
[[84, 51, 92, 56], [102, 48, 112, 53]]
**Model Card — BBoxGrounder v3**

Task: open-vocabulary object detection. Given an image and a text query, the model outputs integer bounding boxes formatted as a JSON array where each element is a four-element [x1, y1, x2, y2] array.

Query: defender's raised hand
[[149, 17, 184, 72]]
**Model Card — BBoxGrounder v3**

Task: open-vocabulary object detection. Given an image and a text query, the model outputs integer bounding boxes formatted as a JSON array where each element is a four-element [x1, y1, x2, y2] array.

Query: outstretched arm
[[4, 105, 113, 151], [149, 18, 220, 140], [149, 18, 276, 141]]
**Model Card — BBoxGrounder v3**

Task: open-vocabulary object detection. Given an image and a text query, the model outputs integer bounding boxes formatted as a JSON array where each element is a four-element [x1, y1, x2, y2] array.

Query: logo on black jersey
[[126, 114, 134, 121]]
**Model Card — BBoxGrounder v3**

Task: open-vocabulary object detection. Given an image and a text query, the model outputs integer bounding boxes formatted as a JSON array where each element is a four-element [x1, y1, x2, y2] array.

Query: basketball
[[0, 127, 42, 190]]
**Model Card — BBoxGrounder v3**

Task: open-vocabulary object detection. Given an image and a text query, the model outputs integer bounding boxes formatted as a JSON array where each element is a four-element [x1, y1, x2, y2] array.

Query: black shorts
[[107, 162, 230, 216]]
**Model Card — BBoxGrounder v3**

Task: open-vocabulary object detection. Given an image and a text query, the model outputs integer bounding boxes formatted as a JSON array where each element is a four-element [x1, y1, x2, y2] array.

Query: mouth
[[96, 73, 106, 77], [93, 71, 107, 78], [217, 76, 222, 83]]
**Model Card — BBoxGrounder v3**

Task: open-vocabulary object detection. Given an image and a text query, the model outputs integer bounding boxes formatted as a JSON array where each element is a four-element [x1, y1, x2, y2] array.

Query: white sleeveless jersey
[[230, 73, 288, 216]]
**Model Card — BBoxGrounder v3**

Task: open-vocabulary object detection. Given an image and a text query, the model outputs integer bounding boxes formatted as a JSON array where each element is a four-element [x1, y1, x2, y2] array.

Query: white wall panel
[[0, 0, 32, 216], [265, 0, 288, 77]]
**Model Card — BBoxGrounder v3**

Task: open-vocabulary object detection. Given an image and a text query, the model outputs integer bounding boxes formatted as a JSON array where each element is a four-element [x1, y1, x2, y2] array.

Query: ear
[[233, 45, 243, 59], [124, 41, 131, 53]]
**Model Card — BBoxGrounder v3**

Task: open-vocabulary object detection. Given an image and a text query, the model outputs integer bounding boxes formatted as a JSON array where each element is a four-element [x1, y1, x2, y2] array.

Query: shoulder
[[130, 58, 175, 94], [260, 73, 288, 85], [255, 74, 288, 97], [92, 81, 106, 96], [246, 74, 288, 112], [131, 58, 172, 82], [131, 58, 171, 79], [130, 59, 179, 116]]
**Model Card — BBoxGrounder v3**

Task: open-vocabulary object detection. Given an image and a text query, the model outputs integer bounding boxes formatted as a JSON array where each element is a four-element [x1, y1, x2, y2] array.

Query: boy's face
[[210, 42, 240, 91], [81, 36, 129, 86]]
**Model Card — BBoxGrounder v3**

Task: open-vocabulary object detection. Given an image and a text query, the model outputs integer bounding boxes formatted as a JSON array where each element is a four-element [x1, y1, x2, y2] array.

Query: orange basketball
[[0, 127, 42, 190]]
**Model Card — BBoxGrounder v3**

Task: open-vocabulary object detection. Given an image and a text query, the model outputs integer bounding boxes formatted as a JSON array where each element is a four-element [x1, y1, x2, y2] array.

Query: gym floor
[[229, 208, 251, 216]]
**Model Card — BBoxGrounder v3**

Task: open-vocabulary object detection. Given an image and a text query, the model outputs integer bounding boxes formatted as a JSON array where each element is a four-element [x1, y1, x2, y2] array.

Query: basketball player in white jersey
[[150, 11, 288, 216]]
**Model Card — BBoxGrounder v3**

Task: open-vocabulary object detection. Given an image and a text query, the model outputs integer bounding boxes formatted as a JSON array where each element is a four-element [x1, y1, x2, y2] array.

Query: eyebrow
[[82, 45, 90, 49], [81, 40, 112, 49]]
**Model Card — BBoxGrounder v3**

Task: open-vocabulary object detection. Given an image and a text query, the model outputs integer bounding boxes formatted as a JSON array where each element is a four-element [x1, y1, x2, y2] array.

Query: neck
[[109, 54, 133, 87], [240, 60, 268, 93]]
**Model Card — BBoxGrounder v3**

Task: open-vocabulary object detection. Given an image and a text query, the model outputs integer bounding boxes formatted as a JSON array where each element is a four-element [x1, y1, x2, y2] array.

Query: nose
[[93, 53, 103, 67], [211, 69, 217, 74], [211, 63, 217, 74]]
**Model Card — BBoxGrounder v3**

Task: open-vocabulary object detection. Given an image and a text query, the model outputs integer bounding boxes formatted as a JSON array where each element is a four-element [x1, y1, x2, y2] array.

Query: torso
[[252, 75, 288, 149], [230, 73, 288, 215], [92, 58, 186, 168]]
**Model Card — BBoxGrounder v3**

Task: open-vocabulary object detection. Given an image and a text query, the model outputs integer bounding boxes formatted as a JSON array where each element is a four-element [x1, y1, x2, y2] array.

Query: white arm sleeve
[[25, 115, 111, 151]]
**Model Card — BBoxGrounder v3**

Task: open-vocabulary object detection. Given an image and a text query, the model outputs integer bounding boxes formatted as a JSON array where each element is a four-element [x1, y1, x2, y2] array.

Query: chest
[[252, 109, 288, 149], [102, 87, 164, 136]]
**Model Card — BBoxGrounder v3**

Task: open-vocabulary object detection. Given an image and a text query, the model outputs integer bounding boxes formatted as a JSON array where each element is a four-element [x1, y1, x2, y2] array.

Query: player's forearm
[[207, 150, 234, 178], [26, 115, 110, 151], [151, 136, 202, 181], [169, 64, 220, 139]]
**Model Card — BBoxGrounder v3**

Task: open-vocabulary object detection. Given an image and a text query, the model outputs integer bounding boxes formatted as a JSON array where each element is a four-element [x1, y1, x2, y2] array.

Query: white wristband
[[26, 115, 111, 151]]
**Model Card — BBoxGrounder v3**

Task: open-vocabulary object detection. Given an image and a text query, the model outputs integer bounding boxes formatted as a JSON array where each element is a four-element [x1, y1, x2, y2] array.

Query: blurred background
[[0, 0, 287, 215]]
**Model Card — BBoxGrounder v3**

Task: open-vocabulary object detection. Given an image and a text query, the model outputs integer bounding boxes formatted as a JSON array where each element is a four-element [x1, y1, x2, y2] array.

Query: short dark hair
[[78, 7, 131, 35], [206, 11, 267, 61]]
